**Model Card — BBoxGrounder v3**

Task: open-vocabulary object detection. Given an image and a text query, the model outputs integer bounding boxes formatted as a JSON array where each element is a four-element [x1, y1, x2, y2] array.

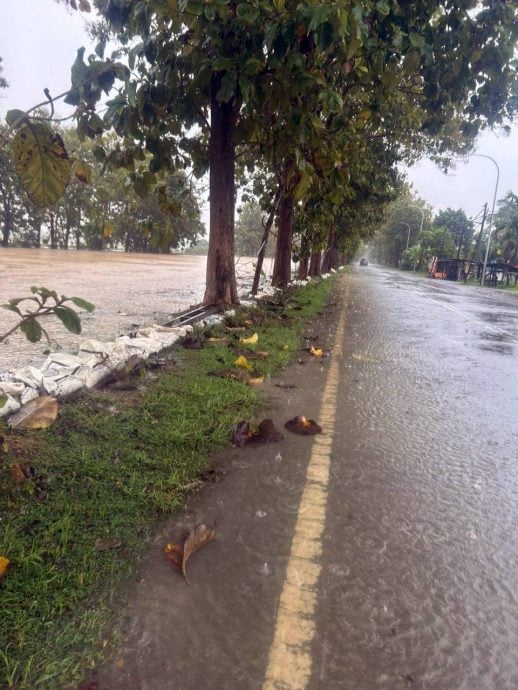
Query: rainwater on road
[[98, 267, 518, 690], [310, 268, 518, 688]]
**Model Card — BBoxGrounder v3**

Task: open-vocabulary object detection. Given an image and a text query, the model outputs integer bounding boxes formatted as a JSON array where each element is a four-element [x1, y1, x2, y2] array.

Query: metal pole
[[473, 154, 500, 286], [397, 222, 411, 250], [409, 205, 425, 235]]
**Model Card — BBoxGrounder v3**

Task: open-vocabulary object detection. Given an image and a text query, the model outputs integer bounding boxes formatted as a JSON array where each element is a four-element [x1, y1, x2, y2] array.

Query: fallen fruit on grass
[[234, 355, 253, 371], [285, 415, 322, 435], [240, 333, 258, 345], [0, 556, 11, 579], [164, 524, 216, 583]]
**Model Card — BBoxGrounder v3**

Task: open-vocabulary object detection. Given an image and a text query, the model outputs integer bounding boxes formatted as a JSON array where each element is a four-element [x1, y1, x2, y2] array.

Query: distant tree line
[[0, 124, 205, 252]]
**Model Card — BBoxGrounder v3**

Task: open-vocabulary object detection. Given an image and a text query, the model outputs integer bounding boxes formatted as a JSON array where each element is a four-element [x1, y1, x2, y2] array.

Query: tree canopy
[[3, 0, 517, 301]]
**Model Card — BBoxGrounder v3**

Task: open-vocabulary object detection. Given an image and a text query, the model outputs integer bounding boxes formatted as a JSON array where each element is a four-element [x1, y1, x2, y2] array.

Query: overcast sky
[[1, 0, 516, 223]]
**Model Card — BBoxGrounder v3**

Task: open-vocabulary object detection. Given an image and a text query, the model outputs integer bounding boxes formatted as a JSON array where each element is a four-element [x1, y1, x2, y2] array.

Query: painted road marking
[[262, 279, 349, 690], [416, 291, 518, 343]]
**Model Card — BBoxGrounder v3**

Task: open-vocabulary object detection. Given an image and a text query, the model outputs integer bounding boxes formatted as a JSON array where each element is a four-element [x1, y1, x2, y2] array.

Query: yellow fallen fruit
[[0, 556, 11, 579], [240, 333, 258, 345], [234, 355, 253, 371]]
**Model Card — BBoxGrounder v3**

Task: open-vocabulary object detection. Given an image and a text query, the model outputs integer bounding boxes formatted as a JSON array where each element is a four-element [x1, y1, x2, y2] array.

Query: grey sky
[[1, 0, 516, 223]]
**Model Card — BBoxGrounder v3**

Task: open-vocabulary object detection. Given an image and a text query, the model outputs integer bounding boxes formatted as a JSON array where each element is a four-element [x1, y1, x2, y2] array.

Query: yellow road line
[[263, 278, 349, 690]]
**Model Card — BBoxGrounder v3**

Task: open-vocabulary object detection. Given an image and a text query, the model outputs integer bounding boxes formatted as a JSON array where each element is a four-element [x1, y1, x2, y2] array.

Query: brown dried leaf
[[9, 396, 58, 430], [257, 418, 284, 443], [9, 463, 28, 482], [182, 524, 216, 582], [164, 541, 184, 569], [233, 420, 253, 447], [285, 415, 322, 435]]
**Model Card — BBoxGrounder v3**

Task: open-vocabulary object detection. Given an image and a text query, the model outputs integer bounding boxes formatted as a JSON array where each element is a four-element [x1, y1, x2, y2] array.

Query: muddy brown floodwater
[[0, 248, 264, 374]]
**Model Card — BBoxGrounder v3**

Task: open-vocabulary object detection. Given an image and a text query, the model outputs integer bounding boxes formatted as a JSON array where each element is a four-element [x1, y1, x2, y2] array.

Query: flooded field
[[0, 248, 262, 373]]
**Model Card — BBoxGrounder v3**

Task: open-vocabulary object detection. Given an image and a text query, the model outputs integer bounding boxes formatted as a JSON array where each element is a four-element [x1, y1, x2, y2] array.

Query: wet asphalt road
[[99, 268, 518, 690]]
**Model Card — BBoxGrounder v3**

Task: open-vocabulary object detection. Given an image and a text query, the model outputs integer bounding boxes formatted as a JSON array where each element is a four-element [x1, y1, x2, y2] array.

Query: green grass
[[0, 275, 337, 690]]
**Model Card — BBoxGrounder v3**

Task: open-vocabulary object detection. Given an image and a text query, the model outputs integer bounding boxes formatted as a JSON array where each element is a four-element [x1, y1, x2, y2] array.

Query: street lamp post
[[397, 222, 411, 250], [473, 153, 500, 286], [409, 205, 425, 235]]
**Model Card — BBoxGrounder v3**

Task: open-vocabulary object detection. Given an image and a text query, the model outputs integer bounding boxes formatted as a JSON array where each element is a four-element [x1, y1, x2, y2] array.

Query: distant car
[[359, 258, 368, 266]]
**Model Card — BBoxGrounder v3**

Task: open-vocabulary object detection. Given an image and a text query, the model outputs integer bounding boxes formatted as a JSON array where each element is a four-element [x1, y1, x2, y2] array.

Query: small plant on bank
[[0, 286, 94, 346]]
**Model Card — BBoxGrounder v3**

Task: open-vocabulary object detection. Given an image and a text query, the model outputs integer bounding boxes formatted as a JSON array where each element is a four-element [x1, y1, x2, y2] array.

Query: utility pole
[[465, 203, 487, 283]]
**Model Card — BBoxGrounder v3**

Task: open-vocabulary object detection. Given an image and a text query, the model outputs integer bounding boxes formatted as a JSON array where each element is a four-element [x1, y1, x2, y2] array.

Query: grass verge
[[0, 275, 337, 690]]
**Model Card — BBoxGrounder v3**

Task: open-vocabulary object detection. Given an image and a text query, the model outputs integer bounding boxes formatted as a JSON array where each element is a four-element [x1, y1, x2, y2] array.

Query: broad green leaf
[[54, 306, 82, 334], [70, 296, 95, 312], [20, 317, 42, 343], [5, 109, 27, 127], [11, 121, 72, 207], [0, 394, 8, 410]]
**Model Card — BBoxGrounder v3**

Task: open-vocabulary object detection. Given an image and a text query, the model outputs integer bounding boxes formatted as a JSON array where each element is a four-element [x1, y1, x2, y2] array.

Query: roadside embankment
[[0, 273, 339, 690]]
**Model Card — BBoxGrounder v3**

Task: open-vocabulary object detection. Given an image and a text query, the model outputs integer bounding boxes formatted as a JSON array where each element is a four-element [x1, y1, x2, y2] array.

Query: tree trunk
[[308, 250, 321, 277], [271, 174, 295, 289], [203, 74, 238, 306], [49, 213, 57, 249], [251, 188, 281, 296], [297, 233, 310, 280], [321, 228, 336, 273], [1, 203, 12, 247]]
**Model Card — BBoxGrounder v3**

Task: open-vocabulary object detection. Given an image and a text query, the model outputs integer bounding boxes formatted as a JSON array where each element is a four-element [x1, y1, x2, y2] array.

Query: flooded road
[[0, 248, 261, 373], [312, 267, 518, 688], [98, 267, 518, 690]]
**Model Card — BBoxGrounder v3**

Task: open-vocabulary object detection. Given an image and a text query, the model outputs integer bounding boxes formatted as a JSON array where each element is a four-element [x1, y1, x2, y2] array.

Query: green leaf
[[20, 317, 43, 343], [54, 307, 82, 334], [11, 121, 72, 207], [5, 109, 27, 127], [0, 394, 8, 410], [243, 58, 263, 76], [217, 71, 238, 103], [70, 297, 95, 313]]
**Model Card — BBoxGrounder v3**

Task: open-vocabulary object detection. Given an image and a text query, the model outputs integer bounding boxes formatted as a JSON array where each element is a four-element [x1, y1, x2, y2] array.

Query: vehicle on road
[[359, 258, 368, 266]]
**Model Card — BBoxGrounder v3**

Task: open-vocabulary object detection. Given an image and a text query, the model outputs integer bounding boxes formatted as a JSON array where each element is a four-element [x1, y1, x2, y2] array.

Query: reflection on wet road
[[313, 267, 518, 689]]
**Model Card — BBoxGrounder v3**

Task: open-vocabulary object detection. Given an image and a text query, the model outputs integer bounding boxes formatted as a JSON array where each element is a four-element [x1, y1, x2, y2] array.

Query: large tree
[[433, 208, 474, 260]]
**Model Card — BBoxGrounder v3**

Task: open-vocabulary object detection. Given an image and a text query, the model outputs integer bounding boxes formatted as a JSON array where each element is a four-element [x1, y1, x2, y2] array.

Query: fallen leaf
[[309, 346, 324, 358], [234, 355, 253, 371], [256, 419, 284, 443], [281, 344, 289, 351], [248, 375, 264, 385], [256, 351, 270, 358], [164, 541, 184, 569], [240, 333, 258, 345], [164, 524, 216, 583], [95, 538, 122, 551], [0, 556, 11, 579], [285, 415, 322, 435], [9, 463, 28, 482], [182, 524, 216, 582], [207, 337, 227, 343], [8, 396, 58, 430], [233, 420, 254, 447]]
